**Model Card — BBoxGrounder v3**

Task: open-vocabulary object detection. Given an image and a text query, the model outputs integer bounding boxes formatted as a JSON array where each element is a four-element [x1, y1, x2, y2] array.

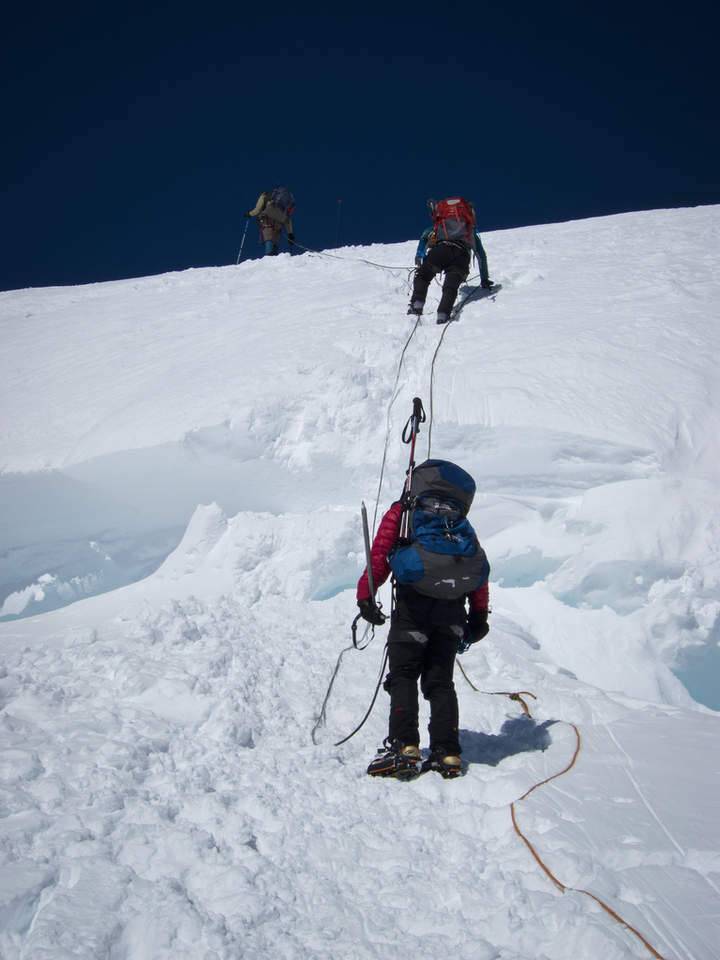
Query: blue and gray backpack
[[388, 459, 489, 600], [269, 185, 295, 214]]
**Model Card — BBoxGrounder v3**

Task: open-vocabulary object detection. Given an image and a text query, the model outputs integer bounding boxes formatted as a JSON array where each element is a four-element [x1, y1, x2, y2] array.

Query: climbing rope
[[298, 237, 665, 956], [457, 666, 668, 960], [426, 276, 496, 459], [311, 308, 420, 744], [310, 609, 380, 745], [288, 237, 419, 536], [290, 238, 415, 280], [312, 262, 498, 742], [510, 721, 668, 959], [371, 316, 421, 534], [426, 320, 454, 460], [332, 644, 389, 746], [312, 390, 421, 743], [456, 660, 537, 717]]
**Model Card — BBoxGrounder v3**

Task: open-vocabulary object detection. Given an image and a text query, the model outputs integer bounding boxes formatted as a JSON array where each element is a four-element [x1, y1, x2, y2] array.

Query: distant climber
[[408, 197, 493, 323], [245, 186, 296, 256], [357, 459, 491, 780]]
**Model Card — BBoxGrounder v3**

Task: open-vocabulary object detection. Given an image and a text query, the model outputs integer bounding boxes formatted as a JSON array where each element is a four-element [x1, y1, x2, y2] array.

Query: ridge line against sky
[[2, 0, 719, 292]]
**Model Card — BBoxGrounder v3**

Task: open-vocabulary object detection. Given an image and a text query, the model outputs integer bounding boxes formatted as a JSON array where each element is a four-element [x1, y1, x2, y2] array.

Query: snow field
[[1, 206, 720, 957]]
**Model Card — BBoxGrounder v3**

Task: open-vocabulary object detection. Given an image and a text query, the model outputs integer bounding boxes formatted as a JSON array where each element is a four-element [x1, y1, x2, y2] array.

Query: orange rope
[[498, 690, 536, 717], [510, 722, 668, 960], [458, 665, 669, 956], [456, 661, 537, 716]]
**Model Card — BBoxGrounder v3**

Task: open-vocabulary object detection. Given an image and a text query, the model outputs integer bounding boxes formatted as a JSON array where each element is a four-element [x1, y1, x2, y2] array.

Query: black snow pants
[[384, 587, 466, 755], [411, 242, 471, 316]]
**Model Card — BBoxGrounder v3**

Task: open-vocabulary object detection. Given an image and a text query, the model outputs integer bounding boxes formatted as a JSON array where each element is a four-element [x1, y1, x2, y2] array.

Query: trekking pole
[[399, 397, 426, 540], [236, 219, 250, 264]]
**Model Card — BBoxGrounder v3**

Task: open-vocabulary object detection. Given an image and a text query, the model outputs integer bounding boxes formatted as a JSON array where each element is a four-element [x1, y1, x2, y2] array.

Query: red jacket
[[356, 501, 489, 611]]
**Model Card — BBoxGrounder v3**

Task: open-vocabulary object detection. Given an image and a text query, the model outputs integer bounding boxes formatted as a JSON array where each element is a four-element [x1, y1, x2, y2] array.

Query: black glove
[[414, 255, 422, 267], [244, 212, 252, 218], [481, 278, 493, 289], [469, 609, 489, 641], [458, 610, 489, 653], [358, 598, 387, 626]]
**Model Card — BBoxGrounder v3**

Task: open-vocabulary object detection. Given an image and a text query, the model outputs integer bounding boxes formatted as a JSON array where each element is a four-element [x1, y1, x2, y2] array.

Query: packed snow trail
[[2, 539, 717, 959], [1, 206, 720, 959]]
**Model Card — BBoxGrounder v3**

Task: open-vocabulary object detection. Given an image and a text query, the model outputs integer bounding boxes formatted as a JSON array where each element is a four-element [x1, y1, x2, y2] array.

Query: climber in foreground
[[409, 197, 492, 323], [357, 458, 491, 780], [245, 185, 296, 256]]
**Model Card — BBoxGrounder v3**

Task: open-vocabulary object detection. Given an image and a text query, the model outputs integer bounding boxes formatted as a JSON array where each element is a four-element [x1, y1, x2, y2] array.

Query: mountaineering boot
[[367, 740, 421, 780], [436, 311, 450, 325], [407, 300, 424, 316], [421, 750, 463, 779]]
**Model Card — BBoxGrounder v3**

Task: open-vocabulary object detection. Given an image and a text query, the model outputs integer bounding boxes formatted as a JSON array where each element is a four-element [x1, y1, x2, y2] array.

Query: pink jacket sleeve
[[468, 579, 490, 612]]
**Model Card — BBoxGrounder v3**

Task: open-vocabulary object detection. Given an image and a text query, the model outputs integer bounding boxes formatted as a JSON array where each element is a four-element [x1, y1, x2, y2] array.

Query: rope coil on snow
[[457, 666, 668, 958], [456, 661, 537, 716], [509, 722, 668, 959]]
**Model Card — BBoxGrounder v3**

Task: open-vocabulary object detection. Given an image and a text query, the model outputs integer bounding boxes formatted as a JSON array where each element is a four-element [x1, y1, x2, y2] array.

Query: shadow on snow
[[460, 714, 555, 767]]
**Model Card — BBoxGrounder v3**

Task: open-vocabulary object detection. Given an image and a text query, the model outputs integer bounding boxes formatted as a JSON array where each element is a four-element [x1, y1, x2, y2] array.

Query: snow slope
[[1, 206, 719, 959]]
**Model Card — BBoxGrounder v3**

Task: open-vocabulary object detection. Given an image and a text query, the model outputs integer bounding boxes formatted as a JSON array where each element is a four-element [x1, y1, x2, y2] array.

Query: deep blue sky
[[2, 1, 718, 291]]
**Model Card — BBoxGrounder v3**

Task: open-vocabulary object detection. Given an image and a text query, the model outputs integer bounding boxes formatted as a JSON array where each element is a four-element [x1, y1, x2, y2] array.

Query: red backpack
[[432, 197, 475, 244]]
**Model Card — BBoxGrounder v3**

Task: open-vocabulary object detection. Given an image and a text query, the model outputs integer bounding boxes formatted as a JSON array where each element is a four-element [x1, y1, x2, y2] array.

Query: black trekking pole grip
[[402, 397, 426, 444], [399, 397, 426, 540]]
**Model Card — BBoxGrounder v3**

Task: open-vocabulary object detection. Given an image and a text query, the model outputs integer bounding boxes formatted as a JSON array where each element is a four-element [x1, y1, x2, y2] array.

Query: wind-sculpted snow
[[1, 208, 720, 958]]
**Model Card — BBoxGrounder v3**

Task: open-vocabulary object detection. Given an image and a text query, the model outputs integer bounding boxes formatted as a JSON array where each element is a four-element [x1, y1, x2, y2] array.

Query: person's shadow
[[460, 714, 555, 767], [453, 282, 503, 318]]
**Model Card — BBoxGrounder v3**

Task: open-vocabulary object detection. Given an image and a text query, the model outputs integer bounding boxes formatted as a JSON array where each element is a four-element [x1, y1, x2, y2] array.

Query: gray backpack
[[388, 460, 489, 600]]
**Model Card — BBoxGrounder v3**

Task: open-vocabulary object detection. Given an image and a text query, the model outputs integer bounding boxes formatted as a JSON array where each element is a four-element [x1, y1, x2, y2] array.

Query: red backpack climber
[[431, 197, 476, 244]]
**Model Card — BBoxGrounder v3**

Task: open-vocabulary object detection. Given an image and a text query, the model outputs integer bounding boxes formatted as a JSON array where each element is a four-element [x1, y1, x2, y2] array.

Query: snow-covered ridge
[[1, 206, 719, 959]]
